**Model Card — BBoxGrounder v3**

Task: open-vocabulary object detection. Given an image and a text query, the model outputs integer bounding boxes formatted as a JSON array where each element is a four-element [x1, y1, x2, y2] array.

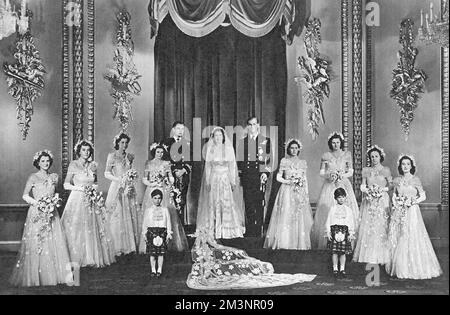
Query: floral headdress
[[33, 150, 53, 164], [397, 153, 417, 168], [367, 145, 386, 159], [74, 139, 95, 154], [284, 138, 303, 150], [112, 131, 129, 148], [150, 142, 167, 152], [328, 131, 345, 142]]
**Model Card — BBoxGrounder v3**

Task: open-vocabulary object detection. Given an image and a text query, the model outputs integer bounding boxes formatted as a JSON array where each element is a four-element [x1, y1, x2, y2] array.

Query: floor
[[0, 239, 448, 295]]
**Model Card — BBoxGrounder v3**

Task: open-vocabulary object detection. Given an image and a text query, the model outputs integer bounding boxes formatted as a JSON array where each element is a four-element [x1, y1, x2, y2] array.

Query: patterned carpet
[[0, 240, 448, 295]]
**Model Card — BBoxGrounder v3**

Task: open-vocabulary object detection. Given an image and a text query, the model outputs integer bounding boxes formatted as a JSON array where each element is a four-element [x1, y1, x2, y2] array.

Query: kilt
[[327, 225, 352, 255], [146, 227, 168, 256]]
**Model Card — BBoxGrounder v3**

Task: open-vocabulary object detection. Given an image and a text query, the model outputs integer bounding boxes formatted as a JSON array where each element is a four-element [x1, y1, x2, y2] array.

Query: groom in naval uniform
[[162, 121, 192, 225], [237, 117, 272, 238]]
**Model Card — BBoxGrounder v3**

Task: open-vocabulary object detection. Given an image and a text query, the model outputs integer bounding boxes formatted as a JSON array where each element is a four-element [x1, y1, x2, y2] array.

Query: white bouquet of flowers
[[389, 194, 413, 247], [328, 169, 343, 183], [121, 169, 138, 197], [148, 172, 165, 187], [83, 185, 106, 216], [290, 173, 306, 193], [365, 184, 384, 202], [32, 194, 62, 254]]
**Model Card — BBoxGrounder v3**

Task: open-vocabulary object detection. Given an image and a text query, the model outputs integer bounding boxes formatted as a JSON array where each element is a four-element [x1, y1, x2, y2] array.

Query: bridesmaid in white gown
[[62, 140, 116, 268], [311, 132, 359, 249], [386, 155, 442, 279], [353, 145, 391, 265], [10, 150, 72, 287], [104, 132, 139, 256], [139, 143, 188, 253], [264, 139, 313, 250]]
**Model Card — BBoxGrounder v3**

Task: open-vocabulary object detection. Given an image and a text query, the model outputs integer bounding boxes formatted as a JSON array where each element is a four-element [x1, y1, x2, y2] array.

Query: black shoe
[[150, 272, 157, 278], [340, 271, 346, 278], [156, 272, 161, 278], [333, 270, 339, 278]]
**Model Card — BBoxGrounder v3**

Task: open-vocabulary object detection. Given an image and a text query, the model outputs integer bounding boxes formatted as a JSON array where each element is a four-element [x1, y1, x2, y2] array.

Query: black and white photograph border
[[0, 0, 448, 299]]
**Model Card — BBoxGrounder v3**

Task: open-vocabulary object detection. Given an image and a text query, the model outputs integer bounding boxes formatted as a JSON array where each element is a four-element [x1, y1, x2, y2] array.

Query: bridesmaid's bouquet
[[328, 169, 343, 183], [83, 185, 107, 216], [290, 174, 306, 193], [365, 184, 384, 202], [32, 194, 62, 255], [121, 169, 138, 197], [389, 194, 413, 246], [148, 172, 165, 186]]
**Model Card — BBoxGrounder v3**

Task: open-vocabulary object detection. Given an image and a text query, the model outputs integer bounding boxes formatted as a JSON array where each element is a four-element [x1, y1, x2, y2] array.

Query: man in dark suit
[[236, 117, 272, 238], [161, 121, 191, 225]]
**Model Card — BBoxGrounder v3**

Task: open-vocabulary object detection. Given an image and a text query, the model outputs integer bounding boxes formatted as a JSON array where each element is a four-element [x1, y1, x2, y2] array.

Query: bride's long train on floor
[[186, 230, 316, 290]]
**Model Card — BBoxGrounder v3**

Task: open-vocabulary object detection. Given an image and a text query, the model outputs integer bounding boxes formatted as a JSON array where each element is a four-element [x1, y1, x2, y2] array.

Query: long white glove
[[23, 194, 37, 206], [105, 171, 120, 183], [360, 184, 368, 193], [64, 183, 83, 191]]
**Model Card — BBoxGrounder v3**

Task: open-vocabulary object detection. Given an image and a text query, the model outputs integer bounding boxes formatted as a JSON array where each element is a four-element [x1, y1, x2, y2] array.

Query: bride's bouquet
[[365, 184, 384, 202], [83, 185, 107, 216], [121, 169, 138, 197], [32, 194, 62, 255]]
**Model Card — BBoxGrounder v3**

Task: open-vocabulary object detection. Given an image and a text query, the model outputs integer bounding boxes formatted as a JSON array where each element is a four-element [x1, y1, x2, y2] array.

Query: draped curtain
[[149, 0, 310, 44], [154, 16, 287, 223], [150, 0, 310, 224]]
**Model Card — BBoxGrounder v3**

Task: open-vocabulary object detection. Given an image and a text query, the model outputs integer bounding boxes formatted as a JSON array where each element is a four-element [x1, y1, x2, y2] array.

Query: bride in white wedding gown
[[187, 127, 316, 290]]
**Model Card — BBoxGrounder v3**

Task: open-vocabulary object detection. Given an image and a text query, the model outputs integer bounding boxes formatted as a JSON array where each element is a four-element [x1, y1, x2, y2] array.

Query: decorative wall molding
[[86, 0, 95, 144], [72, 0, 84, 150], [62, 0, 71, 187], [442, 0, 449, 207], [352, 0, 363, 199], [365, 23, 373, 166], [341, 0, 350, 151]]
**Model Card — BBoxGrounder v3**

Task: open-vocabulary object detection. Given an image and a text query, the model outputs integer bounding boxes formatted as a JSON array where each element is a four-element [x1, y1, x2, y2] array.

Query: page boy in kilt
[[142, 189, 173, 278], [325, 188, 355, 278]]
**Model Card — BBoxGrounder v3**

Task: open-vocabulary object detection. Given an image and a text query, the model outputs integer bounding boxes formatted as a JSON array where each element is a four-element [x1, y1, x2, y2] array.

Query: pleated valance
[[148, 0, 310, 45]]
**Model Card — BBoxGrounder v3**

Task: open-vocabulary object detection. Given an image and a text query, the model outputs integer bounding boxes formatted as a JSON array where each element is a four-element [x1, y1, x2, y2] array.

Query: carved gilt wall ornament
[[3, 9, 45, 140], [390, 19, 427, 140], [104, 10, 141, 131], [296, 18, 332, 141]]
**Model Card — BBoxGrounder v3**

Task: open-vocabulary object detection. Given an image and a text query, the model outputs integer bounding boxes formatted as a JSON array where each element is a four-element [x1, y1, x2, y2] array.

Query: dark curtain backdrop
[[154, 16, 287, 224]]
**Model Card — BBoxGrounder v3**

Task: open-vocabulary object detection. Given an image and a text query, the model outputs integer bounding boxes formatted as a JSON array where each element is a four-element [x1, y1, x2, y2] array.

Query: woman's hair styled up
[[75, 140, 94, 159], [114, 132, 131, 150], [33, 150, 54, 169], [327, 132, 345, 151]]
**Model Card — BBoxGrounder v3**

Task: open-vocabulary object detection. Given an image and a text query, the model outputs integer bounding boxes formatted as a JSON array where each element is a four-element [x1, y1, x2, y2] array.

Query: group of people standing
[[263, 131, 442, 280], [9, 117, 443, 288], [10, 122, 192, 287]]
